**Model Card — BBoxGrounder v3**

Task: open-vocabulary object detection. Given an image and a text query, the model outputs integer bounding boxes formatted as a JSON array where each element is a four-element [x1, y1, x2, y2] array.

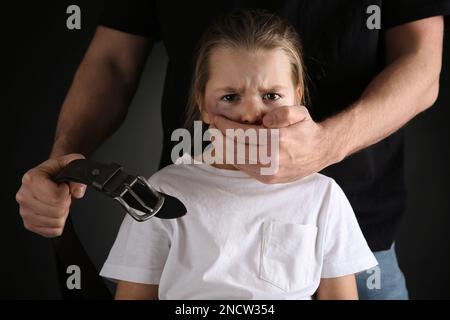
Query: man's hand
[[17, 26, 151, 239], [213, 106, 339, 184], [15, 154, 87, 238]]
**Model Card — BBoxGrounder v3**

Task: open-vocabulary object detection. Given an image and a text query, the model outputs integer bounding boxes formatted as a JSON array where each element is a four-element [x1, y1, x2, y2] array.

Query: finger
[[17, 187, 70, 219], [17, 181, 69, 216], [31, 176, 71, 208], [69, 182, 86, 199], [22, 165, 70, 207], [231, 133, 278, 164], [214, 132, 244, 164], [212, 131, 275, 165], [235, 163, 260, 175], [211, 123, 274, 148], [235, 164, 274, 183], [263, 105, 310, 128], [33, 153, 86, 201], [20, 205, 67, 229], [37, 153, 85, 177], [235, 163, 282, 184], [233, 142, 260, 165], [24, 223, 64, 238]]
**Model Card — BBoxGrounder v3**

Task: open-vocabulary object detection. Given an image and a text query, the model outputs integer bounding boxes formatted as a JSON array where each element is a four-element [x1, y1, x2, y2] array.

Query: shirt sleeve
[[382, 0, 450, 29], [320, 180, 378, 278], [98, 0, 161, 42], [100, 213, 172, 285]]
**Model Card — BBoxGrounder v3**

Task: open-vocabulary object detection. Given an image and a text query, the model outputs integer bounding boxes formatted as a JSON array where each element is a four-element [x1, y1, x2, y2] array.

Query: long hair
[[184, 8, 308, 129]]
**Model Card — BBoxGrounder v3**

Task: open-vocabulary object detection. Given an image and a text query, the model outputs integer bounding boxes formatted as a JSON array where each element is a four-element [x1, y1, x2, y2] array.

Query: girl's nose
[[240, 99, 264, 125]]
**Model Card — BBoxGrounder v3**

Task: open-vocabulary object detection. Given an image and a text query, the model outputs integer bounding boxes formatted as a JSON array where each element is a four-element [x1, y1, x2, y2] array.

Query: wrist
[[50, 135, 87, 159], [319, 107, 357, 165], [319, 123, 344, 167]]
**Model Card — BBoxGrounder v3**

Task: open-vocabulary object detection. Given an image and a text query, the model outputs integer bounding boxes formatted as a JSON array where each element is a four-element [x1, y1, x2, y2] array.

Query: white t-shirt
[[100, 153, 378, 299]]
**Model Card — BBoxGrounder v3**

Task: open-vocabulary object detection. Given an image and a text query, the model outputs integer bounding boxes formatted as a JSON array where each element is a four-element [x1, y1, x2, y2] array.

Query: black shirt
[[99, 0, 450, 251]]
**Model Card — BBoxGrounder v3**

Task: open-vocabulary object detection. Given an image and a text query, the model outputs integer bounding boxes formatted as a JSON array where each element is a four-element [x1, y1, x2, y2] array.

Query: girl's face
[[202, 47, 302, 125]]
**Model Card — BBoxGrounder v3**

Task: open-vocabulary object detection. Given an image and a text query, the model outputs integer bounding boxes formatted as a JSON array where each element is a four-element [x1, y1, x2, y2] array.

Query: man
[[15, 0, 449, 299]]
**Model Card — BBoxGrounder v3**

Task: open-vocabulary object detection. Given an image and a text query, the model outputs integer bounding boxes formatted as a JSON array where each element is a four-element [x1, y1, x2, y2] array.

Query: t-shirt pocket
[[259, 220, 318, 292]]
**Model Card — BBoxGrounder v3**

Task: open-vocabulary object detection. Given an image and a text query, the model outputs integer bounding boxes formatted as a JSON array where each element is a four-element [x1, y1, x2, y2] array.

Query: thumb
[[39, 153, 87, 198], [69, 182, 87, 199], [59, 154, 87, 199], [39, 153, 86, 177], [57, 153, 87, 168]]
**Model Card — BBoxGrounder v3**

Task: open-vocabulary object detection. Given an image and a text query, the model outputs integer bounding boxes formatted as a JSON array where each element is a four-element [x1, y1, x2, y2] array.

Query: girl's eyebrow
[[258, 85, 288, 92], [215, 85, 288, 93], [214, 86, 244, 93]]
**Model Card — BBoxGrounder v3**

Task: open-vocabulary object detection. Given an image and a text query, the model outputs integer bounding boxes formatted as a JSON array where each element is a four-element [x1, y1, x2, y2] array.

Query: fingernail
[[265, 116, 273, 126], [75, 187, 84, 198]]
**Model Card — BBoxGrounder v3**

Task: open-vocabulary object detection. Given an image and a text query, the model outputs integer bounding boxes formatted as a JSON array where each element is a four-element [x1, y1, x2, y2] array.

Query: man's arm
[[50, 26, 151, 158], [16, 26, 151, 237], [322, 16, 444, 162], [315, 275, 358, 300]]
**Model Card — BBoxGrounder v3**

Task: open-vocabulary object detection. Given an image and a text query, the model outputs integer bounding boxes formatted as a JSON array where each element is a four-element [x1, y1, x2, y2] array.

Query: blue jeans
[[356, 244, 409, 300]]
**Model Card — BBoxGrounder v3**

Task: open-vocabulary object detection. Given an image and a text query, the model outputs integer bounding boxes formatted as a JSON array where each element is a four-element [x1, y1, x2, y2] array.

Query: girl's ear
[[198, 97, 211, 124], [296, 86, 304, 105]]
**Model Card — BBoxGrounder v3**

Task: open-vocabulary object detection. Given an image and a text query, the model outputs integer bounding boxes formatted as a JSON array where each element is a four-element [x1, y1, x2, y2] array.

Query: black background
[[4, 1, 450, 299]]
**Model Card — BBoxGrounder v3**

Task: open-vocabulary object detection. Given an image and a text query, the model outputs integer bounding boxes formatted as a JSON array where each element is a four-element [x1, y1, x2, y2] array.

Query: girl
[[100, 9, 377, 300]]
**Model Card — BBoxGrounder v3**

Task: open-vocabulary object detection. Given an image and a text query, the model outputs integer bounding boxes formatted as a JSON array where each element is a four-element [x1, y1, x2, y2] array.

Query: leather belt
[[51, 159, 186, 299], [53, 159, 186, 221]]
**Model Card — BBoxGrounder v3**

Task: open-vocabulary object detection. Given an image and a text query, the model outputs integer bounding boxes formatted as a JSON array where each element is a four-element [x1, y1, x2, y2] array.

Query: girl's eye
[[263, 93, 282, 101], [221, 94, 239, 102]]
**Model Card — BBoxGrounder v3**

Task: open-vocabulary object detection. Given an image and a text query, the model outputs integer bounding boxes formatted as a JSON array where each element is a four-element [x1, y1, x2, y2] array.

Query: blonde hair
[[184, 9, 308, 129]]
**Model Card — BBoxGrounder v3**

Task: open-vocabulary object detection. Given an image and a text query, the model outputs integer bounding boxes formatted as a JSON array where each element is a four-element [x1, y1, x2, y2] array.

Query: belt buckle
[[114, 176, 165, 222]]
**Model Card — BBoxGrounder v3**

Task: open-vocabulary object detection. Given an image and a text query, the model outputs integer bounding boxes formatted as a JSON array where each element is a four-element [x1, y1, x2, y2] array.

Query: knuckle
[[278, 129, 288, 143], [282, 107, 293, 119], [57, 218, 67, 229], [64, 196, 72, 208], [49, 196, 64, 207], [59, 206, 70, 218], [297, 105, 307, 112], [261, 175, 277, 184], [19, 207, 29, 219], [23, 222, 33, 232], [15, 191, 24, 204], [72, 153, 86, 160], [51, 208, 65, 219], [54, 207, 69, 220], [259, 176, 269, 184], [41, 229, 61, 238], [50, 229, 63, 238], [22, 171, 33, 184], [58, 223, 66, 230]]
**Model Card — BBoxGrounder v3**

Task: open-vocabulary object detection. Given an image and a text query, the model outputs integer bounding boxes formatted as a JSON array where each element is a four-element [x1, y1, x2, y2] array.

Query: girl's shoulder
[[145, 154, 212, 203], [287, 173, 349, 210], [149, 153, 209, 183]]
